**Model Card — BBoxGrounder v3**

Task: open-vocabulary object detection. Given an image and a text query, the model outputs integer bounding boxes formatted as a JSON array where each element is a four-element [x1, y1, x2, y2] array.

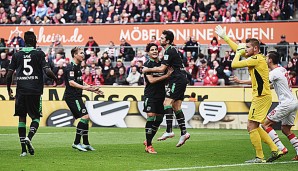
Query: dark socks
[[18, 122, 26, 152], [175, 110, 187, 135]]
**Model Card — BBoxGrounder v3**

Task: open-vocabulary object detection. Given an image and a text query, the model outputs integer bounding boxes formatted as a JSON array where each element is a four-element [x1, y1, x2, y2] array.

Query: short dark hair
[[162, 30, 174, 45], [145, 43, 158, 52], [246, 38, 260, 49], [24, 31, 37, 48], [71, 46, 83, 58], [267, 51, 280, 65]]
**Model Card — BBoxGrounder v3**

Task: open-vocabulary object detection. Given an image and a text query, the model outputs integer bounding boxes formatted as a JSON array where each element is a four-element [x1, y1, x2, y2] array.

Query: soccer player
[[6, 31, 57, 157], [143, 30, 190, 147], [215, 25, 282, 163], [262, 51, 298, 161], [64, 47, 102, 152], [143, 43, 173, 154]]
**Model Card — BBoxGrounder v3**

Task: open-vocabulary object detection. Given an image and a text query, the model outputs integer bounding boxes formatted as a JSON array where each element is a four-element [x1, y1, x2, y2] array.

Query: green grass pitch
[[0, 127, 297, 171]]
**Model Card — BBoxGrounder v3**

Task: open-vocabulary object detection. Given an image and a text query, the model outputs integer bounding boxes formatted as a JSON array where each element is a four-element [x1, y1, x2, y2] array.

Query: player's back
[[247, 54, 271, 97], [9, 47, 46, 95], [162, 46, 188, 83], [270, 67, 296, 103]]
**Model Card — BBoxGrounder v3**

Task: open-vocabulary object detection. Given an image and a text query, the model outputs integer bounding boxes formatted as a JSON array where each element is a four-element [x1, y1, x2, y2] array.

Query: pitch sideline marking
[[140, 161, 298, 171]]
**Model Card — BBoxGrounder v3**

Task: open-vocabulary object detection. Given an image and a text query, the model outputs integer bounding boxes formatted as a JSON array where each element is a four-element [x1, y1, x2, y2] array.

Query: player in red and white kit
[[262, 51, 298, 161]]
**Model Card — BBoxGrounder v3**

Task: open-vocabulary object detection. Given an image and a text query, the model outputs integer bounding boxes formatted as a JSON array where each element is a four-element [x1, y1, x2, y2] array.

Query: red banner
[[0, 22, 297, 46]]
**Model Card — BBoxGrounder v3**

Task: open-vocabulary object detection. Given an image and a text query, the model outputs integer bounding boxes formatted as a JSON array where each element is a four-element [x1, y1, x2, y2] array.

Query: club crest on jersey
[[70, 71, 74, 77], [164, 55, 169, 60]]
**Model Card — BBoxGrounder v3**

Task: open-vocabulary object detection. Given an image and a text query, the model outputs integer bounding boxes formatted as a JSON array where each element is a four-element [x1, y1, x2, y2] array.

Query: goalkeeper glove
[[236, 43, 246, 56], [215, 25, 228, 41]]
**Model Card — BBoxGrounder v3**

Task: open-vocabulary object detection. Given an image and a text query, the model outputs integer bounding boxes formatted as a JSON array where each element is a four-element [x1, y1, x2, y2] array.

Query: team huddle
[[6, 27, 298, 163]]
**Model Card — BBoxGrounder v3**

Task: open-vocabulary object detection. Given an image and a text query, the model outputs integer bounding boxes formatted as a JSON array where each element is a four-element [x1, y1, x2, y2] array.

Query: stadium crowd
[[0, 0, 296, 24], [0, 0, 297, 87]]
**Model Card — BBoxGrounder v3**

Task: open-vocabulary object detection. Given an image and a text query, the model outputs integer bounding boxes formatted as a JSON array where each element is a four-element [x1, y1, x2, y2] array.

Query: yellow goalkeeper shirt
[[232, 53, 271, 97]]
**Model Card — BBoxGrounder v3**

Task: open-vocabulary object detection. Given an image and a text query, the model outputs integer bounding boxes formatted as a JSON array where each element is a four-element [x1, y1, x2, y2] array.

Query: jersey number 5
[[23, 59, 33, 76]]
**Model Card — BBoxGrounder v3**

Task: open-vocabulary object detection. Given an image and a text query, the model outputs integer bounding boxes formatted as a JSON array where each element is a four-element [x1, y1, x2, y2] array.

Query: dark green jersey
[[64, 62, 83, 98], [162, 45, 188, 83], [144, 58, 166, 99], [8, 47, 48, 95]]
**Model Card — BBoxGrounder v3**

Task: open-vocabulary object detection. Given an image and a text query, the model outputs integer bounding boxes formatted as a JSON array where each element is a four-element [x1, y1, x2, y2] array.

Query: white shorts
[[267, 100, 298, 126]]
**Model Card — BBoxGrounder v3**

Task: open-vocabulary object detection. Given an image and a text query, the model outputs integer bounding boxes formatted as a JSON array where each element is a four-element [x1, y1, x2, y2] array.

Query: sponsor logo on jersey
[[70, 71, 74, 77]]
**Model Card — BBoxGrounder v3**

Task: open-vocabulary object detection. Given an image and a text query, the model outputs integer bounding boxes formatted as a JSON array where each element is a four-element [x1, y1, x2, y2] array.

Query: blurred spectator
[[0, 52, 9, 70], [289, 71, 297, 86], [33, 15, 43, 24], [184, 36, 200, 60], [91, 5, 105, 23], [197, 59, 209, 82], [0, 68, 7, 85], [102, 59, 113, 78], [126, 60, 137, 75], [48, 34, 65, 61], [53, 52, 65, 67], [221, 51, 233, 70], [257, 6, 273, 20], [194, 0, 205, 13], [269, 2, 281, 20], [0, 7, 7, 23], [212, 60, 227, 86], [186, 59, 199, 85], [208, 37, 220, 57], [0, 38, 6, 53], [160, 6, 172, 22], [172, 5, 182, 22], [34, 0, 48, 19], [119, 38, 135, 61], [226, 0, 238, 16], [105, 68, 116, 85], [132, 50, 146, 65], [136, 60, 144, 73], [149, 3, 160, 22], [203, 69, 218, 86], [223, 10, 236, 22], [104, 41, 117, 61], [93, 67, 105, 85], [86, 51, 99, 66], [126, 66, 141, 86], [285, 61, 295, 71], [8, 31, 25, 52], [275, 34, 290, 61], [84, 36, 100, 61], [82, 67, 93, 85], [208, 10, 222, 21], [19, 15, 31, 25], [114, 59, 125, 75], [115, 66, 127, 85]]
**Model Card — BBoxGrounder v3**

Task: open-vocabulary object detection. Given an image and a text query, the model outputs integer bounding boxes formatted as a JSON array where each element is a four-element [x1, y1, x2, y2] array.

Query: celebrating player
[[64, 47, 103, 152], [143, 30, 190, 147], [143, 43, 173, 154], [215, 25, 282, 163], [6, 31, 57, 157], [261, 51, 298, 161]]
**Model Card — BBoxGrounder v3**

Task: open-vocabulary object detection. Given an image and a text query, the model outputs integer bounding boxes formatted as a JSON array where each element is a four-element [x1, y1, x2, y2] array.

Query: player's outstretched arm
[[143, 64, 168, 73], [230, 75, 252, 85], [146, 67, 173, 84], [44, 68, 58, 83], [215, 25, 238, 52], [231, 43, 248, 68]]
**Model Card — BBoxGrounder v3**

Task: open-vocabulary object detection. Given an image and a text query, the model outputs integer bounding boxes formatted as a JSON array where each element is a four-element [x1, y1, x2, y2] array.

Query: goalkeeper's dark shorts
[[65, 97, 88, 119], [14, 94, 42, 119]]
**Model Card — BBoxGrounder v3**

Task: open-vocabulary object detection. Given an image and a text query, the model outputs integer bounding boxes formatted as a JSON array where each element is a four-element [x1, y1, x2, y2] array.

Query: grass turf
[[0, 127, 297, 171]]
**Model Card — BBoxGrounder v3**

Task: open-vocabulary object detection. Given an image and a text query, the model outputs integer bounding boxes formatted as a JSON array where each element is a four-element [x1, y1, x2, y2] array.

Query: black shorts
[[14, 94, 42, 119], [65, 98, 88, 119], [143, 98, 165, 114], [165, 80, 187, 100]]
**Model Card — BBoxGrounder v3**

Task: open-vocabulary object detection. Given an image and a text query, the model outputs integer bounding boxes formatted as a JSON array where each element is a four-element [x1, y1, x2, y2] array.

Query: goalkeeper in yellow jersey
[[215, 25, 283, 163]]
